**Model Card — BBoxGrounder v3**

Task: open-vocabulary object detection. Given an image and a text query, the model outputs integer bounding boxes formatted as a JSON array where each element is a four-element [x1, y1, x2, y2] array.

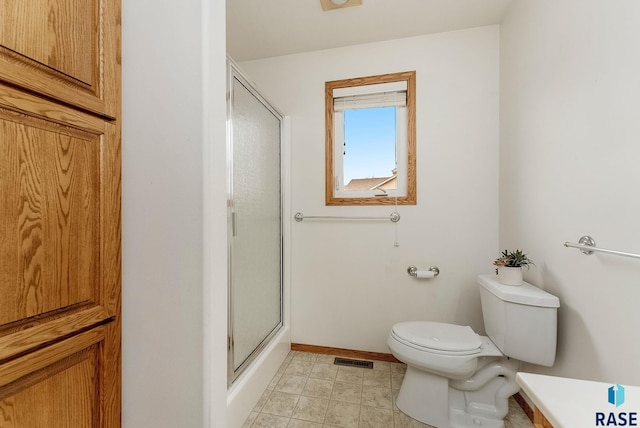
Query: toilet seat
[[391, 322, 482, 355]]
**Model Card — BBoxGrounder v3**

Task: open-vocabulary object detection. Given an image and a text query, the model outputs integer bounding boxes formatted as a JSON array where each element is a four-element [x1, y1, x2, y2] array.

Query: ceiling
[[226, 0, 513, 62]]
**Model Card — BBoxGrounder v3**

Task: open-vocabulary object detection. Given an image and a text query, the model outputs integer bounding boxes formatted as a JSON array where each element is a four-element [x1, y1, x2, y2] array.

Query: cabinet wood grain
[[0, 0, 121, 425]]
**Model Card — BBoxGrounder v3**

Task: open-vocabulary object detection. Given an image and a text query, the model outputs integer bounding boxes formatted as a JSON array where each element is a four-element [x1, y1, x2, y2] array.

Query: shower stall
[[226, 60, 290, 424]]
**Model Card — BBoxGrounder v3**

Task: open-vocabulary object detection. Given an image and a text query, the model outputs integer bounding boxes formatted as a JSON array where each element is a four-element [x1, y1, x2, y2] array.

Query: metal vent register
[[333, 357, 374, 369]]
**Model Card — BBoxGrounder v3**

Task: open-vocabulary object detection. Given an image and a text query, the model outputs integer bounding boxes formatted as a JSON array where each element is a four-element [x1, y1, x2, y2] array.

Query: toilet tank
[[477, 274, 560, 367]]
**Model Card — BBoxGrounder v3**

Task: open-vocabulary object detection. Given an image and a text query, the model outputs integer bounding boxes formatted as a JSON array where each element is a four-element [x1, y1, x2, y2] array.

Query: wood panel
[[0, 81, 120, 426], [0, 0, 96, 84], [0, 306, 109, 362], [291, 343, 402, 363], [0, 0, 118, 118], [0, 107, 100, 325], [534, 407, 554, 428], [0, 329, 103, 428], [513, 390, 534, 423], [98, 120, 121, 427], [0, 0, 121, 424]]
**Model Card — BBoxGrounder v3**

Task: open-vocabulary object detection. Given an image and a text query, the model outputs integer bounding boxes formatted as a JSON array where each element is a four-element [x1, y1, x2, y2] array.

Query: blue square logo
[[609, 384, 626, 407]]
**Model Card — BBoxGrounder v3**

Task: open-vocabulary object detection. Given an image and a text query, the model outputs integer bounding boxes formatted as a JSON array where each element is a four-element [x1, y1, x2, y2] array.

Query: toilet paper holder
[[407, 265, 440, 278]]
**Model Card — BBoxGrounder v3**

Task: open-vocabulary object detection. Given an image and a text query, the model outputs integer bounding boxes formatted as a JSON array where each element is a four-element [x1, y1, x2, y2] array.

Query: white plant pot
[[497, 266, 523, 286]]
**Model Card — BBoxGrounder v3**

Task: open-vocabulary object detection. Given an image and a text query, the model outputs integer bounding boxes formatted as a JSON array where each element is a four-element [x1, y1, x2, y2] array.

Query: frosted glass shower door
[[229, 70, 283, 381]]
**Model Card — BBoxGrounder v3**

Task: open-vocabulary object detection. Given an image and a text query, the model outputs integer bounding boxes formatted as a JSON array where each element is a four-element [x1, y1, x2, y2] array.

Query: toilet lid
[[392, 321, 482, 352]]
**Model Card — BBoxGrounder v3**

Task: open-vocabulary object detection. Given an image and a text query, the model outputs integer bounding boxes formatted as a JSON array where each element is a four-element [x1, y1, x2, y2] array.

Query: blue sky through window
[[343, 106, 397, 184]]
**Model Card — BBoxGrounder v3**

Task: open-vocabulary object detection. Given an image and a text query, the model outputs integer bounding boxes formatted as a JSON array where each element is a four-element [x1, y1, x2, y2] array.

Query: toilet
[[388, 274, 560, 428]]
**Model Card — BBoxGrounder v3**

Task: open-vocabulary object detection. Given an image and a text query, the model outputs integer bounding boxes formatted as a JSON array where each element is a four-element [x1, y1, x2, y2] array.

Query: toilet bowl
[[388, 274, 560, 428], [388, 322, 502, 380]]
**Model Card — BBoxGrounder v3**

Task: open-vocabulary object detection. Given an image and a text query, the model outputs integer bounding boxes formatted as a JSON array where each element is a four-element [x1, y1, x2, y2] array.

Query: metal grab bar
[[564, 235, 640, 260], [294, 212, 400, 223]]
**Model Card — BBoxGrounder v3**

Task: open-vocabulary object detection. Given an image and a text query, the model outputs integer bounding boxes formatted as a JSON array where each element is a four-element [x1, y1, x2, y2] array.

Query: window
[[325, 71, 416, 206]]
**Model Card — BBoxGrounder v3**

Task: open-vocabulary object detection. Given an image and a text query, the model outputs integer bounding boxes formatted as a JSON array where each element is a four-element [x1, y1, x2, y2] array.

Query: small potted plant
[[493, 249, 534, 286]]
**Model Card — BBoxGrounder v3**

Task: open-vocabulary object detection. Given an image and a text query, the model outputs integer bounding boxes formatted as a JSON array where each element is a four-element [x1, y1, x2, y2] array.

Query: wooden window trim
[[325, 71, 416, 206]]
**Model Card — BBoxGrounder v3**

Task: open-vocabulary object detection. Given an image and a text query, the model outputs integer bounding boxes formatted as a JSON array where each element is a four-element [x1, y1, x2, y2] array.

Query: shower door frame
[[226, 60, 285, 386]]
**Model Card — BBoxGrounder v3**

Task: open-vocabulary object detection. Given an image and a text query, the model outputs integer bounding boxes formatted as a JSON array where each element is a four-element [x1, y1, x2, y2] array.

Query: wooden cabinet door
[[0, 0, 120, 117], [0, 0, 121, 426]]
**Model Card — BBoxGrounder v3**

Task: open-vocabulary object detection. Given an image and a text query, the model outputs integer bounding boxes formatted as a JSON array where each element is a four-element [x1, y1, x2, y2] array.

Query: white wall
[[240, 26, 500, 353], [203, 0, 230, 426], [122, 0, 229, 427], [500, 0, 640, 384]]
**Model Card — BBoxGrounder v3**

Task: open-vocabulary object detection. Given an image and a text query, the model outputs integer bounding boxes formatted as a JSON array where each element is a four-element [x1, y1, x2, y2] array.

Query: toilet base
[[396, 366, 449, 427], [396, 360, 518, 428]]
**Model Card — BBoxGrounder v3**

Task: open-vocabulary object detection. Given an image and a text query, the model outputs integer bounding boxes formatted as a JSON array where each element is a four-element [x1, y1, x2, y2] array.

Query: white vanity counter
[[516, 372, 640, 428]]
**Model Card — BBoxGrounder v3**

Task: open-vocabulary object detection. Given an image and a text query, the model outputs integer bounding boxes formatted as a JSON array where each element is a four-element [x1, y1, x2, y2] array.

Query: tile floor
[[242, 351, 533, 428]]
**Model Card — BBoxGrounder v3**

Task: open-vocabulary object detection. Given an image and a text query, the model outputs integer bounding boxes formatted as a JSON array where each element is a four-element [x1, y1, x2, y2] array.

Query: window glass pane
[[343, 106, 397, 191]]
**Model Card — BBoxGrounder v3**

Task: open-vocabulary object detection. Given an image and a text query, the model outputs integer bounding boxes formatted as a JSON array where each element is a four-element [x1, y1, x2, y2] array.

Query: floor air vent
[[333, 357, 373, 369]]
